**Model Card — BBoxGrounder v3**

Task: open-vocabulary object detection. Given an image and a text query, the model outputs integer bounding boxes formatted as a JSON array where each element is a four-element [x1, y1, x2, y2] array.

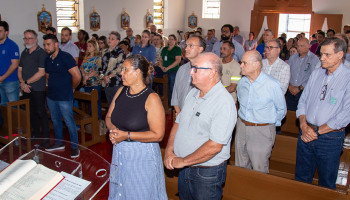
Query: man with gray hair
[[18, 29, 49, 144], [295, 38, 350, 189], [256, 29, 274, 57], [165, 52, 236, 199], [235, 50, 286, 173], [233, 26, 244, 46]]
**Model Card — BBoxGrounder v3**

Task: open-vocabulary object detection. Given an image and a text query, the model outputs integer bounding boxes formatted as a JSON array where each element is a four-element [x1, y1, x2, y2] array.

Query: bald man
[[286, 38, 320, 111], [235, 50, 286, 173], [165, 52, 236, 200]]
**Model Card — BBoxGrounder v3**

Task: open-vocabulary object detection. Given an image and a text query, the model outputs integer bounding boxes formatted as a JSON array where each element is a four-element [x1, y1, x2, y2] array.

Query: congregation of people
[[1, 18, 350, 199]]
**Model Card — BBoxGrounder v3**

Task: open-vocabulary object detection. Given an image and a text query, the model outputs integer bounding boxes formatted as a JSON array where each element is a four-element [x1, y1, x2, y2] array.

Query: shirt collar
[[193, 81, 222, 100], [327, 63, 345, 78]]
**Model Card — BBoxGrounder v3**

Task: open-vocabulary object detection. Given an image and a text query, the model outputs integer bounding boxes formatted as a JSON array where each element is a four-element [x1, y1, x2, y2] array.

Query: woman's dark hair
[[142, 30, 151, 47], [98, 35, 108, 49], [278, 36, 286, 47], [168, 34, 177, 41], [78, 29, 89, 41], [126, 55, 151, 85]]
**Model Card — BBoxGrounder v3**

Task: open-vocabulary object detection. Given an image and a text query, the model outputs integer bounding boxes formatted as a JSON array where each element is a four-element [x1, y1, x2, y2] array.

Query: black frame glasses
[[264, 46, 279, 50], [320, 84, 328, 101], [190, 65, 213, 73]]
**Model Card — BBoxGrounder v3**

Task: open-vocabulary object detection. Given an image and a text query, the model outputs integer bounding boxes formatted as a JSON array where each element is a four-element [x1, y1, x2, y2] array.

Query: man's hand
[[172, 157, 186, 169], [164, 149, 177, 170], [300, 124, 318, 143], [0, 76, 4, 84], [288, 85, 300, 96], [20, 82, 31, 93]]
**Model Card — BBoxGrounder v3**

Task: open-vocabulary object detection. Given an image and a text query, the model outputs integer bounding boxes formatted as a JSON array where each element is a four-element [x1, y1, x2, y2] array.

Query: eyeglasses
[[320, 84, 328, 101], [264, 46, 279, 50], [185, 44, 199, 49], [191, 65, 213, 73], [121, 67, 134, 72], [23, 38, 34, 41]]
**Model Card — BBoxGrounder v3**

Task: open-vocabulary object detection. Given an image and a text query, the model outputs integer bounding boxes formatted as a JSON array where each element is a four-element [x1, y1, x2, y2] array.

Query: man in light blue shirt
[[212, 24, 244, 62], [59, 27, 79, 64], [286, 38, 320, 111], [165, 52, 236, 199], [235, 50, 286, 173], [295, 38, 350, 189]]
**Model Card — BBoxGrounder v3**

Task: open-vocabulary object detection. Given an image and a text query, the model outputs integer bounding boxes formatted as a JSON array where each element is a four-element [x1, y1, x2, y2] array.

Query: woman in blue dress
[[106, 55, 167, 200]]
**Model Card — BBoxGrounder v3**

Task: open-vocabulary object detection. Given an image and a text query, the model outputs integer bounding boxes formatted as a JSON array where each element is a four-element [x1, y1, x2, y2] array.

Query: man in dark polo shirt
[[18, 29, 49, 145], [43, 34, 81, 158]]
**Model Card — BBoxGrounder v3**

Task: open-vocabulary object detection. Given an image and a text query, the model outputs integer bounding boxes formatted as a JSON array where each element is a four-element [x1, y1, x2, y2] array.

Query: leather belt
[[189, 161, 226, 168], [241, 118, 270, 126], [307, 122, 344, 132]]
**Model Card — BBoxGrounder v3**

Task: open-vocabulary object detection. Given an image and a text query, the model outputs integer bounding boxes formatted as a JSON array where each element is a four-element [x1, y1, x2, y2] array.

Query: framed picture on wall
[[37, 5, 52, 34], [90, 9, 101, 31], [145, 10, 153, 29], [121, 9, 130, 30], [188, 12, 197, 29]]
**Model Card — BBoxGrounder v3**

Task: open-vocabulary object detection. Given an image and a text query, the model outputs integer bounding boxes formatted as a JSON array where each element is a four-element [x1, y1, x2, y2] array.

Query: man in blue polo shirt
[[0, 21, 20, 105], [43, 34, 81, 158]]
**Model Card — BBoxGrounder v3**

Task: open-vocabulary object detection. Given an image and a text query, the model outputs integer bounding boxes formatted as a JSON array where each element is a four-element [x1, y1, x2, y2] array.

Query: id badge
[[164, 56, 168, 61]]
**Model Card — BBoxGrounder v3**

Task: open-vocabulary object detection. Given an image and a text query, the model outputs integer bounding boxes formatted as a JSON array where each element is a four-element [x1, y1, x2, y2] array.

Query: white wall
[[312, 0, 350, 32], [184, 0, 255, 40]]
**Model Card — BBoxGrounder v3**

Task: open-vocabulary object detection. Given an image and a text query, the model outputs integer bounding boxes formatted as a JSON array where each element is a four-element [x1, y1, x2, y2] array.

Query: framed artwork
[[90, 9, 101, 31], [37, 4, 52, 34], [121, 9, 130, 30], [145, 9, 153, 29], [188, 12, 197, 29]]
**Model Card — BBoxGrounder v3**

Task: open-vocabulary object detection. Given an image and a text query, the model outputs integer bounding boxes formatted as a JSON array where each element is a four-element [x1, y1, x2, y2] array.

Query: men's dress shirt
[[296, 64, 350, 130], [233, 35, 244, 46], [205, 36, 218, 52], [237, 71, 286, 126], [59, 40, 79, 59], [212, 40, 244, 62], [262, 57, 290, 94], [288, 51, 320, 87], [174, 82, 236, 166], [171, 62, 193, 110], [128, 36, 135, 47], [256, 43, 265, 57], [346, 53, 350, 62]]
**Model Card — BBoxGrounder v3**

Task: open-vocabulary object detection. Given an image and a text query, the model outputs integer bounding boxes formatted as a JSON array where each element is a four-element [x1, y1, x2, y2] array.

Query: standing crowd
[[1, 19, 350, 199]]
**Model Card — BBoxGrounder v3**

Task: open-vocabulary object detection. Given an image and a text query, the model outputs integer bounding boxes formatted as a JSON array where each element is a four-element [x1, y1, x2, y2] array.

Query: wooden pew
[[153, 75, 168, 110], [73, 90, 106, 147], [0, 99, 31, 143], [281, 110, 300, 135]]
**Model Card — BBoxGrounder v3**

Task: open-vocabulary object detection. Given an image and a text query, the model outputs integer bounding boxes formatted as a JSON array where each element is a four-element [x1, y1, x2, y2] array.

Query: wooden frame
[[188, 12, 197, 28], [37, 4, 52, 34], [145, 9, 153, 29], [121, 9, 130, 30], [90, 9, 101, 31]]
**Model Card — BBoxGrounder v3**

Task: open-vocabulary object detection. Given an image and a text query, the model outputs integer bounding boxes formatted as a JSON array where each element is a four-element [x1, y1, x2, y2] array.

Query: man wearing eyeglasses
[[295, 38, 350, 189], [0, 21, 20, 106], [286, 38, 320, 111], [235, 50, 286, 173], [262, 39, 290, 94], [17, 29, 50, 145], [165, 52, 236, 199], [171, 35, 205, 115]]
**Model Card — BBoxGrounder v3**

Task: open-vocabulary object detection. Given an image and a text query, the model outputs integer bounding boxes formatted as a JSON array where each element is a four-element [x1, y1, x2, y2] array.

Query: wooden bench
[[73, 90, 106, 147], [281, 110, 300, 135], [153, 75, 168, 110], [0, 99, 31, 143]]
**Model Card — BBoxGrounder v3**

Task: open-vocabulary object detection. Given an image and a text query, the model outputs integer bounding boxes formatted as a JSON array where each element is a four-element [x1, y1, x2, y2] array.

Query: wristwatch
[[315, 126, 320, 136], [24, 80, 28, 85]]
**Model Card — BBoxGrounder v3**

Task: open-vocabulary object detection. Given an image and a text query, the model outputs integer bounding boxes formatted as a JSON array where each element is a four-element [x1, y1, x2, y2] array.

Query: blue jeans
[[295, 129, 345, 189], [47, 98, 79, 149], [84, 85, 102, 119], [0, 81, 19, 106], [167, 71, 177, 107], [178, 161, 227, 200]]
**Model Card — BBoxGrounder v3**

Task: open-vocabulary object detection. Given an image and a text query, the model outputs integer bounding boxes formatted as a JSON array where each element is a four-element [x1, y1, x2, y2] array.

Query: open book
[[0, 159, 64, 200]]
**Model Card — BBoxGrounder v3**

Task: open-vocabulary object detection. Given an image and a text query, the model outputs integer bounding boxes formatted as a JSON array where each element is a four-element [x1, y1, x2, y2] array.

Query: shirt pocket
[[328, 89, 344, 106], [188, 112, 211, 136]]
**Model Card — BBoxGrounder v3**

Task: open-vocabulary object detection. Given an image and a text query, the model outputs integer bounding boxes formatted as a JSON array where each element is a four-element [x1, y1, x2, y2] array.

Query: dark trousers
[[23, 91, 50, 138], [286, 90, 302, 111]]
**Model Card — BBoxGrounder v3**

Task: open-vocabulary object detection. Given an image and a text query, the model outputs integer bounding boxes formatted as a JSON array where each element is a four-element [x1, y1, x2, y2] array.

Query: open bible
[[0, 159, 64, 200]]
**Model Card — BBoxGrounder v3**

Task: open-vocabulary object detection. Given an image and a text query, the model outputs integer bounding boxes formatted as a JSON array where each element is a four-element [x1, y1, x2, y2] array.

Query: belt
[[241, 119, 270, 126], [307, 122, 344, 132], [189, 161, 226, 168]]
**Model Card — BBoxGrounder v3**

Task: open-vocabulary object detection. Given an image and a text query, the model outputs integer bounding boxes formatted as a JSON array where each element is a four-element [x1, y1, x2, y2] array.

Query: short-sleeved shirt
[[45, 50, 77, 101], [161, 45, 182, 72], [0, 37, 20, 82], [174, 82, 236, 166], [19, 46, 47, 91], [221, 58, 241, 102], [171, 62, 193, 110], [59, 40, 79, 59]]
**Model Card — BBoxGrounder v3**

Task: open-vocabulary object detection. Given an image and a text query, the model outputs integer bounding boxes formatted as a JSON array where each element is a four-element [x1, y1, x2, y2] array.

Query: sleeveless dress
[[108, 87, 167, 200]]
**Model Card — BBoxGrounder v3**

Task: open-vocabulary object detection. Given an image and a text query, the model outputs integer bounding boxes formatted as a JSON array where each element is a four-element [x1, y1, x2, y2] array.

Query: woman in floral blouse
[[80, 39, 102, 119]]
